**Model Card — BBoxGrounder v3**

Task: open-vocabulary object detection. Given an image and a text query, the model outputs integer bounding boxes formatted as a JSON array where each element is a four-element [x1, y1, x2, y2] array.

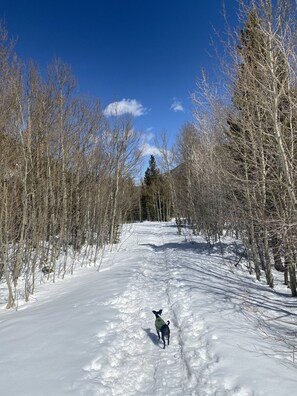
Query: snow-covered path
[[1, 222, 297, 395], [73, 224, 204, 395]]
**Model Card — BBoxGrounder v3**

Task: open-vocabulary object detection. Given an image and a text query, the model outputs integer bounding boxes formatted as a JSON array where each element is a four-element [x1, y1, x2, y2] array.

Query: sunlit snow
[[1, 222, 296, 395]]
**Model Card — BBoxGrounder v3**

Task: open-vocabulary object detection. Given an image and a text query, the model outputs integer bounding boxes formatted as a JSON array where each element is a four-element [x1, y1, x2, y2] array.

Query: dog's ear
[[158, 309, 163, 315]]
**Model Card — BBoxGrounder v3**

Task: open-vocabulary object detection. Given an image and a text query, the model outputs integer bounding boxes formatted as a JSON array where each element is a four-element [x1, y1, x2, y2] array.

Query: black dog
[[152, 309, 170, 349]]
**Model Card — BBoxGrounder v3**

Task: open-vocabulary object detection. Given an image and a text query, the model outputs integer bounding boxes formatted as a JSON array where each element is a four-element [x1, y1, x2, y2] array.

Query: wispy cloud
[[170, 98, 184, 112], [139, 131, 161, 157], [104, 99, 147, 117], [144, 130, 154, 142], [140, 142, 162, 157]]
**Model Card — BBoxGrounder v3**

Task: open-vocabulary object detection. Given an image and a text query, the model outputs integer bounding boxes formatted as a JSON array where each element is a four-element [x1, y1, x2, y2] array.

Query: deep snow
[[1, 222, 297, 396]]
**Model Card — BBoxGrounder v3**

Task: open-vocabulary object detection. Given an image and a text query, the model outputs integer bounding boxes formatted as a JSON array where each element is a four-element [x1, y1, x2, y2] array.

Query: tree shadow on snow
[[143, 328, 162, 348], [139, 240, 245, 263], [140, 238, 297, 357]]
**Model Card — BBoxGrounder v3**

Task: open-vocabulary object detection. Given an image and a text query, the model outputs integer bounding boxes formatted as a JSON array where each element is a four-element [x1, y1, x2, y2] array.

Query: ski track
[[71, 223, 254, 396]]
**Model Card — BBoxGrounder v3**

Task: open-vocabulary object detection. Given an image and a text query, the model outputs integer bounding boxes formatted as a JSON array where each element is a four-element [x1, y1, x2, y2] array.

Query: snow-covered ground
[[1, 222, 297, 396]]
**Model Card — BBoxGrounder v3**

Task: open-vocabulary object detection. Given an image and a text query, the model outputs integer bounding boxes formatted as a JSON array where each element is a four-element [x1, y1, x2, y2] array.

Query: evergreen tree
[[143, 155, 159, 186], [141, 155, 169, 221]]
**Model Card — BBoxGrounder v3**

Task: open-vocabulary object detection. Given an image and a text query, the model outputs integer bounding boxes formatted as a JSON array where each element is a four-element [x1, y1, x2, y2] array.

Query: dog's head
[[152, 309, 163, 318]]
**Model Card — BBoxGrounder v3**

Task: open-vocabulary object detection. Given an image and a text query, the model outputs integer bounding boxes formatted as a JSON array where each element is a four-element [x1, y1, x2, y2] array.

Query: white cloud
[[104, 99, 147, 117], [140, 132, 160, 157], [140, 142, 162, 157], [170, 98, 184, 112], [144, 130, 154, 142]]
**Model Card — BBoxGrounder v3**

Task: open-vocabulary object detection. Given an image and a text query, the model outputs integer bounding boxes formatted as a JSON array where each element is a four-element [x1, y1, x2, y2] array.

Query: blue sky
[[1, 0, 238, 157]]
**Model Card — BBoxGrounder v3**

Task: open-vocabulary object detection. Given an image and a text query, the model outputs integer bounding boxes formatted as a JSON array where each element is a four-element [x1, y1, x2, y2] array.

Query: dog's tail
[[167, 320, 170, 326]]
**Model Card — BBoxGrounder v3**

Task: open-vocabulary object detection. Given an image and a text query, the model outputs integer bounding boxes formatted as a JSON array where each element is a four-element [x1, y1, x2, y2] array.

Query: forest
[[1, 0, 297, 308]]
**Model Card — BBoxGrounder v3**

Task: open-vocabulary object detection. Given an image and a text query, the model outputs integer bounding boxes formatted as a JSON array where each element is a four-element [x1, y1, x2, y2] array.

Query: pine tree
[[143, 155, 160, 187], [141, 155, 169, 221]]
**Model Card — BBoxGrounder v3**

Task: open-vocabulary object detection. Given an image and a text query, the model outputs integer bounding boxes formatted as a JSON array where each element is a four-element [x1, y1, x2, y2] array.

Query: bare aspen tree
[[174, 123, 201, 232], [155, 131, 181, 228], [103, 114, 141, 245], [0, 25, 24, 307], [175, 112, 228, 245]]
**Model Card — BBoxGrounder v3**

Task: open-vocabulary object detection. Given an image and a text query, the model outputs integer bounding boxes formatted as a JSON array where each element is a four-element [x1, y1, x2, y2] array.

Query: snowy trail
[[73, 223, 194, 395], [1, 222, 297, 396], [69, 223, 272, 396]]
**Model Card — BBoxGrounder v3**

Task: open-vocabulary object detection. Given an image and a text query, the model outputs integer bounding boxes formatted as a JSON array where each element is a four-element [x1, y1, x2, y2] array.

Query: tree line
[[0, 26, 141, 308], [163, 0, 297, 296]]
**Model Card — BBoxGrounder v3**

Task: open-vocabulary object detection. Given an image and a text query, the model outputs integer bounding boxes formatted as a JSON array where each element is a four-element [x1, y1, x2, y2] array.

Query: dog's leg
[[157, 330, 160, 340], [162, 334, 166, 349]]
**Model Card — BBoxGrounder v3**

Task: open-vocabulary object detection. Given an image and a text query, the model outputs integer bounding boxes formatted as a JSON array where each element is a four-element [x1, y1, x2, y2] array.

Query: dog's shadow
[[143, 328, 162, 348]]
